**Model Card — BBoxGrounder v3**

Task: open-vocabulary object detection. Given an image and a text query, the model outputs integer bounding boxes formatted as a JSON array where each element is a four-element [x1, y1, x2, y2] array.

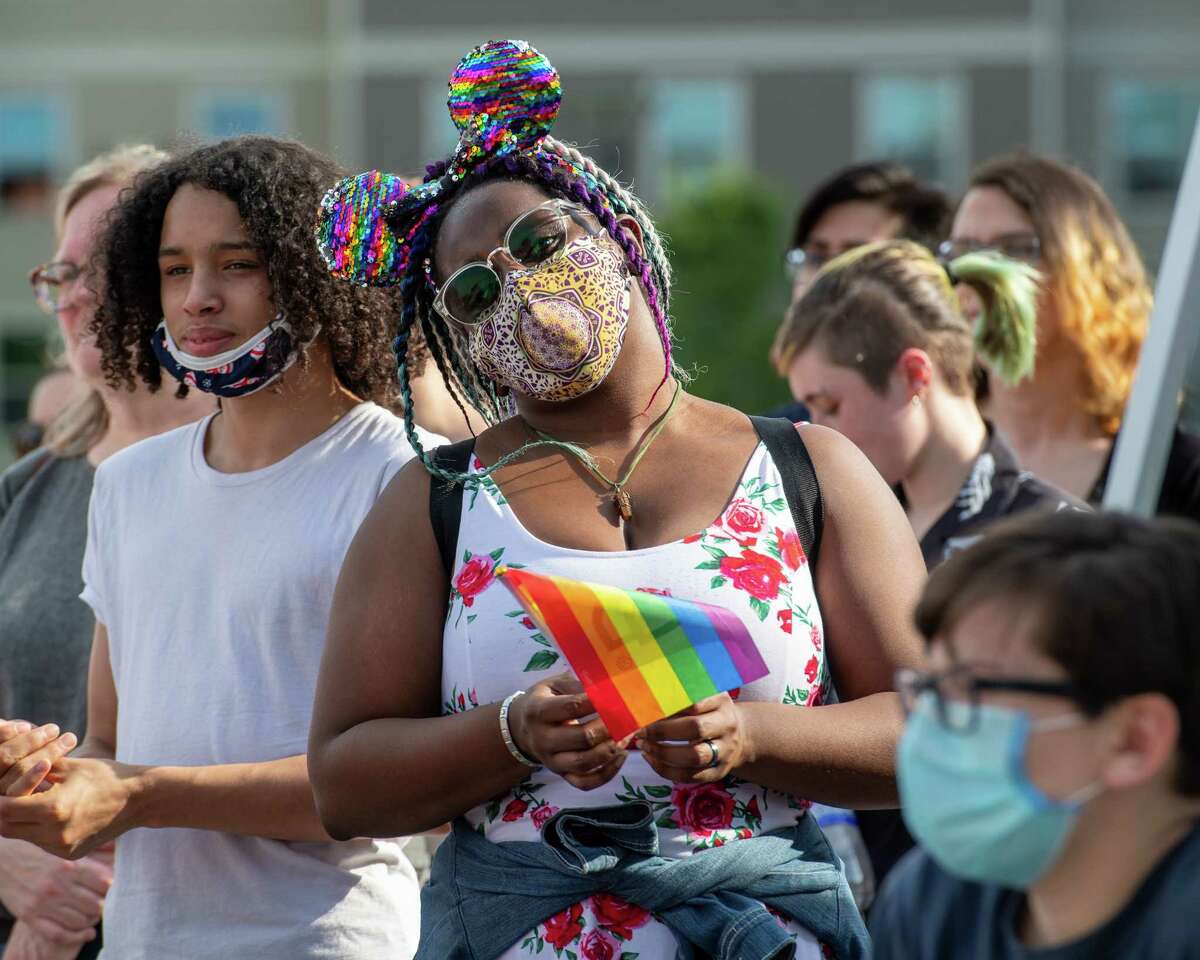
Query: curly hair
[[93, 135, 400, 407], [967, 152, 1152, 436], [387, 136, 675, 485]]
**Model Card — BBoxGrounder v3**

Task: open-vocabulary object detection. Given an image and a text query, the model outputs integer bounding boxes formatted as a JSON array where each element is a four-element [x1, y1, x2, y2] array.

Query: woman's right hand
[[0, 838, 109, 950], [508, 674, 629, 791], [3, 918, 94, 960]]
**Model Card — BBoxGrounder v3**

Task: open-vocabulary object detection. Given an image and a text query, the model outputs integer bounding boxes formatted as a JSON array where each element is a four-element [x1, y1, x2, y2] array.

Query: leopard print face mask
[[468, 235, 632, 402]]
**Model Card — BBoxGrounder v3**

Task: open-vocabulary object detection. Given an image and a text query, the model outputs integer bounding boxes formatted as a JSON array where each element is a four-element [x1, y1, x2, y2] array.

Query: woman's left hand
[[638, 693, 753, 783]]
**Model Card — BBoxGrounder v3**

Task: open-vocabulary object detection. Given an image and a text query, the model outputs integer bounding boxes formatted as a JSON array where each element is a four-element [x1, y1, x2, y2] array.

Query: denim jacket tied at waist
[[416, 800, 870, 960]]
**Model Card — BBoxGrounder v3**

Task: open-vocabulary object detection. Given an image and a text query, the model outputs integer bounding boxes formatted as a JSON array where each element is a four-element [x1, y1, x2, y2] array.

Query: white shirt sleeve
[[79, 468, 110, 627]]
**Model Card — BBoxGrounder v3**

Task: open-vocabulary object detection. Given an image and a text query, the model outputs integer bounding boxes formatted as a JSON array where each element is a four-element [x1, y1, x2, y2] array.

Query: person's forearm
[[736, 694, 904, 808], [129, 755, 332, 842], [312, 706, 530, 839]]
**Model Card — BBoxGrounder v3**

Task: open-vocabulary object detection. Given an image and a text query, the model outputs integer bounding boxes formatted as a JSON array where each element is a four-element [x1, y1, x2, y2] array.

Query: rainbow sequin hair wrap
[[315, 39, 581, 287]]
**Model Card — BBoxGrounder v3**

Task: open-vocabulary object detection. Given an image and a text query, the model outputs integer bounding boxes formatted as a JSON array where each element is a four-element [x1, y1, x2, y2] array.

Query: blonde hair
[[44, 144, 169, 458], [772, 239, 1040, 393], [968, 152, 1152, 436]]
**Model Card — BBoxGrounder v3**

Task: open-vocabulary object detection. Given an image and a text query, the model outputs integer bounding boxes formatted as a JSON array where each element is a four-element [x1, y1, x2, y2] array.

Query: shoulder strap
[[428, 438, 477, 582], [750, 416, 824, 568]]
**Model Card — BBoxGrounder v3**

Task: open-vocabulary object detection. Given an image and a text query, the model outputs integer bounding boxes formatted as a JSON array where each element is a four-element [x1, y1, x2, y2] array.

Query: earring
[[911, 394, 922, 407]]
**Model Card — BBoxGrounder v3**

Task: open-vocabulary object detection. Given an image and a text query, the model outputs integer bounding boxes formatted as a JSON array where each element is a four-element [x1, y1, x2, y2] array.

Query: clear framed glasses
[[895, 665, 1076, 733], [937, 233, 1041, 265], [783, 246, 836, 282], [431, 199, 600, 327], [28, 261, 83, 315]]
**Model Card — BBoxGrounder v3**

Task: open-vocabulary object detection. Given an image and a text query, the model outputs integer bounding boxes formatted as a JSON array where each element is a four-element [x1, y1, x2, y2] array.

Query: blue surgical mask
[[151, 316, 305, 398], [898, 693, 1100, 889]]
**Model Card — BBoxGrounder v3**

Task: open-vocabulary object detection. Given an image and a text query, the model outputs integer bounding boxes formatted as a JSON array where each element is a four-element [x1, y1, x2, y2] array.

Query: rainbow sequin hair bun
[[315, 170, 439, 286], [448, 39, 562, 166]]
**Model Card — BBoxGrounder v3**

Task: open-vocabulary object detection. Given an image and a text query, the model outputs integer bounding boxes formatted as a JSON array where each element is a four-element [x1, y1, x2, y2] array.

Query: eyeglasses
[[784, 246, 842, 282], [431, 199, 600, 326], [28, 261, 84, 315], [937, 233, 1041, 265], [896, 665, 1076, 733]]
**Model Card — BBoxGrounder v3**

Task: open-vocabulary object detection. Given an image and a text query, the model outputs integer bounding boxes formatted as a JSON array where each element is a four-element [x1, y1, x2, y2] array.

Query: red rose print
[[636, 587, 672, 597], [457, 693, 466, 709], [521, 616, 536, 630], [718, 498, 765, 543], [454, 555, 496, 607], [589, 894, 651, 941], [672, 782, 736, 833], [542, 904, 584, 951], [775, 527, 806, 571], [501, 798, 528, 822], [747, 795, 761, 820], [804, 655, 820, 684], [531, 804, 559, 830], [777, 608, 793, 634], [809, 683, 825, 707], [719, 549, 786, 601], [810, 623, 822, 650], [682, 533, 703, 544], [579, 929, 618, 960]]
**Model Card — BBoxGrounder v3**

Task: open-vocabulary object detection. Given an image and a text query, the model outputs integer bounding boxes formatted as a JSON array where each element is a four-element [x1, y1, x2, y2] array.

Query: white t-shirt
[[81, 403, 440, 960]]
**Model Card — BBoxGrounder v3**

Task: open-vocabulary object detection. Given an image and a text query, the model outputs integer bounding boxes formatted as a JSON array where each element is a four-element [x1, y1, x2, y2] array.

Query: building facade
[[1, 0, 1198, 462]]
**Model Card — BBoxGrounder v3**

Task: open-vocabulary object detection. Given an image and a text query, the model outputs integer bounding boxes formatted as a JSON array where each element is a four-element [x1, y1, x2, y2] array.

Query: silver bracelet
[[499, 691, 540, 768]]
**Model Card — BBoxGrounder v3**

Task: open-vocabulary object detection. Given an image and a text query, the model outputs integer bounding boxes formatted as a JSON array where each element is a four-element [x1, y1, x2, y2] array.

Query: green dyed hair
[[771, 239, 1040, 393]]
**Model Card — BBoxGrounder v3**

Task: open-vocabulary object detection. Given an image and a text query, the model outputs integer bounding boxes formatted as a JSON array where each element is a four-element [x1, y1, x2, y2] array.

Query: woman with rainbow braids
[[310, 40, 925, 960]]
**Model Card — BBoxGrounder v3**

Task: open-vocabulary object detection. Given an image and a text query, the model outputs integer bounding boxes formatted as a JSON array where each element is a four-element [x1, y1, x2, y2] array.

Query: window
[[643, 79, 747, 208], [190, 90, 287, 139], [1110, 79, 1200, 197], [0, 93, 67, 213], [858, 74, 966, 185]]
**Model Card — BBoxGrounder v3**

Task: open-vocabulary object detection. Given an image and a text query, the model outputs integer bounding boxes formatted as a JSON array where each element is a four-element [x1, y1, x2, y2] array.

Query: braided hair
[[318, 40, 678, 486], [384, 139, 676, 487]]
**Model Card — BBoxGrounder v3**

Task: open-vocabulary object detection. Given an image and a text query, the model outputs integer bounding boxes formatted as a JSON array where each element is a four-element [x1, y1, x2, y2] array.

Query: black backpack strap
[[428, 438, 477, 581], [750, 416, 823, 569]]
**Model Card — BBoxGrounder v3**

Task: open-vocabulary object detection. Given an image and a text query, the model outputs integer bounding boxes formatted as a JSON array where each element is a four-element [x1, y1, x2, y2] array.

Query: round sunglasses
[[432, 199, 599, 326]]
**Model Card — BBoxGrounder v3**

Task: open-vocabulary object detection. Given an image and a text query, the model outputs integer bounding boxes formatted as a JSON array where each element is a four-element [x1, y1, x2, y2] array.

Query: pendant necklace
[[526, 382, 682, 522]]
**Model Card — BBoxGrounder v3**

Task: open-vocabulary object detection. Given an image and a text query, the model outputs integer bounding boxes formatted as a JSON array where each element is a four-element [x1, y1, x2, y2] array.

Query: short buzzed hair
[[790, 161, 950, 253]]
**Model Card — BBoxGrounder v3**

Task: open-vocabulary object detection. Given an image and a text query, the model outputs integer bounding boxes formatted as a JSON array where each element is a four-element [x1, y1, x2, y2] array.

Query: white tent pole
[[1104, 111, 1200, 516]]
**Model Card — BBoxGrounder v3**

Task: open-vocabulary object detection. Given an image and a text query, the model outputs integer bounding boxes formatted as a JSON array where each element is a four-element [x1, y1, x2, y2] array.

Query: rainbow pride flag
[[498, 567, 769, 741]]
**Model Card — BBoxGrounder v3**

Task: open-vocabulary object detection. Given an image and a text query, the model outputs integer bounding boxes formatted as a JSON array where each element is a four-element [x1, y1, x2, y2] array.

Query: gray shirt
[[0, 449, 96, 940], [0, 449, 95, 736]]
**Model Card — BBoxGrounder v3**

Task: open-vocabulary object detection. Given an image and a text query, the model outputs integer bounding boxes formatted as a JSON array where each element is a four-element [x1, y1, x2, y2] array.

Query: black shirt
[[859, 426, 1082, 894], [871, 822, 1200, 959], [1089, 426, 1200, 521], [916, 425, 1083, 570]]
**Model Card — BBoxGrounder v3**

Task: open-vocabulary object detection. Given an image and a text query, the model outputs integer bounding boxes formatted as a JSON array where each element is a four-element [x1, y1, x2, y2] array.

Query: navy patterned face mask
[[151, 316, 304, 397]]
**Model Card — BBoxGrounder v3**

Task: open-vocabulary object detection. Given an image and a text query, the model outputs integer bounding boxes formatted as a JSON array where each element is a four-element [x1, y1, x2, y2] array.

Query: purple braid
[[523, 152, 674, 399]]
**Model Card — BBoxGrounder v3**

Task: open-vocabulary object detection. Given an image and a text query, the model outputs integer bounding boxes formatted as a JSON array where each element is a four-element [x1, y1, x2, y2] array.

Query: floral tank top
[[442, 442, 829, 960]]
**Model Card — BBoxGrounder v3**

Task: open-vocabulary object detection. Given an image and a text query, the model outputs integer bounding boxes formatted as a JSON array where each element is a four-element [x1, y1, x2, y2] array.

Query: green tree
[[661, 175, 794, 413]]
